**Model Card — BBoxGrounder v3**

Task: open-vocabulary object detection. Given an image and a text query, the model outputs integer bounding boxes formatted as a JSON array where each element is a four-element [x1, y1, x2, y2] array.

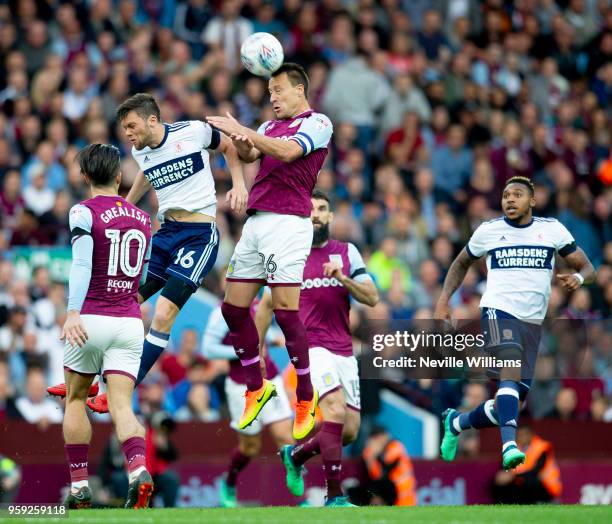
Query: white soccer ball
[[240, 32, 284, 77]]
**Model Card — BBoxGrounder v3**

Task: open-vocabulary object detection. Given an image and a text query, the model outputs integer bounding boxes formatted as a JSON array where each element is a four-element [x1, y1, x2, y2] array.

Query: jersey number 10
[[105, 229, 147, 278]]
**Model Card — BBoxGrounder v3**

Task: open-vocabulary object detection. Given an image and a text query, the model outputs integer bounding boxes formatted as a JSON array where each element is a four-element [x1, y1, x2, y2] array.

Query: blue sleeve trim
[[465, 245, 480, 259], [290, 136, 308, 154], [296, 132, 314, 152]]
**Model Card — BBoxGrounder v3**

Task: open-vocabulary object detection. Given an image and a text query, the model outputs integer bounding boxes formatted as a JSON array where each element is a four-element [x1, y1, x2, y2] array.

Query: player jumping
[[61, 144, 152, 508], [434, 176, 596, 470], [206, 63, 333, 440], [262, 190, 379, 507], [49, 93, 247, 412], [203, 289, 294, 508]]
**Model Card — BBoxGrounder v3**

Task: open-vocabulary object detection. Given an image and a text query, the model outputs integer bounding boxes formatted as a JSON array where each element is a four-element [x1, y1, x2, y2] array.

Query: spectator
[[431, 124, 473, 197], [15, 367, 62, 426], [202, 0, 253, 72], [323, 50, 389, 156], [22, 164, 55, 217], [367, 237, 411, 292], [146, 412, 180, 507], [357, 426, 416, 506], [381, 73, 431, 136], [492, 425, 562, 504]]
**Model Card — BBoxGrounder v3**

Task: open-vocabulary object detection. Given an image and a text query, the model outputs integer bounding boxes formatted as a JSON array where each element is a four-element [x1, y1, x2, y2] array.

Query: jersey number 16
[[105, 229, 147, 278]]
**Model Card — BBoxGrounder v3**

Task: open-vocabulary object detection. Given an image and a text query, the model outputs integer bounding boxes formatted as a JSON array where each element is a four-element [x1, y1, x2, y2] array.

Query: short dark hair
[[116, 93, 161, 123], [271, 63, 309, 98], [505, 176, 535, 196], [76, 143, 120, 186], [311, 189, 330, 205]]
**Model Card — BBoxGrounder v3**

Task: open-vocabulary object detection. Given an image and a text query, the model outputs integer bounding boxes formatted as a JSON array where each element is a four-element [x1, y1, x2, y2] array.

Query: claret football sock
[[496, 380, 520, 451], [274, 309, 313, 402], [221, 302, 263, 391], [65, 444, 89, 491], [319, 422, 344, 500], [136, 328, 170, 385], [121, 436, 147, 483], [226, 448, 251, 487]]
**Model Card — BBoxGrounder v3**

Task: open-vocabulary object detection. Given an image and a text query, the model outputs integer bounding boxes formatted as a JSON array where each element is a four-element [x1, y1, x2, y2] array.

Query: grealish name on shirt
[[100, 206, 149, 226]]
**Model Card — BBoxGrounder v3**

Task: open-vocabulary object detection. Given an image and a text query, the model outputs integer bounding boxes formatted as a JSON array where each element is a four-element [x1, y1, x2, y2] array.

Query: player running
[[435, 176, 596, 470], [206, 63, 333, 440], [203, 290, 293, 508], [262, 190, 378, 507], [61, 144, 152, 509], [49, 93, 247, 412]]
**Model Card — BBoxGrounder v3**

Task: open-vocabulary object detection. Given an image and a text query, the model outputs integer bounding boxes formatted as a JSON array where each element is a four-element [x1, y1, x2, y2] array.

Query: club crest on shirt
[[329, 254, 343, 267], [322, 373, 334, 386]]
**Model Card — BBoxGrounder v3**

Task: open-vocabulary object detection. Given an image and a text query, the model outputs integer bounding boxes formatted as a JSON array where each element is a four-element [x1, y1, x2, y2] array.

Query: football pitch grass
[[47, 505, 612, 524]]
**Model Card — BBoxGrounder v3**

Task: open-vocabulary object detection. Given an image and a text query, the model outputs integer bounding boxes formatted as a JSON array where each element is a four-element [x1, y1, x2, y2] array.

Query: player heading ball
[[207, 64, 333, 441]]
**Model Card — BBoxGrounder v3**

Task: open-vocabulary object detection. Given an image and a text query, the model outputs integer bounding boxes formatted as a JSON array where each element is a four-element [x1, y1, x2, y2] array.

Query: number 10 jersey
[[69, 195, 152, 318]]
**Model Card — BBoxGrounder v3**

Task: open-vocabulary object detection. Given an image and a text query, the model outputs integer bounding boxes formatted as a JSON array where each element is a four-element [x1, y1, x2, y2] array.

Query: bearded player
[[207, 64, 333, 440], [49, 94, 247, 412], [435, 176, 596, 470], [61, 144, 152, 509], [259, 191, 379, 506]]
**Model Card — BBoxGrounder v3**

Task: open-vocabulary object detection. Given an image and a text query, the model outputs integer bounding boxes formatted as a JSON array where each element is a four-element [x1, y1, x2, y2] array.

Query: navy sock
[[495, 380, 520, 452], [450, 399, 498, 436], [136, 328, 170, 386]]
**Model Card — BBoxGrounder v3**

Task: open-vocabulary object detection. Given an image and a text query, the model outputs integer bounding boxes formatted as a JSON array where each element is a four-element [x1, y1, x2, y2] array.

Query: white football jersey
[[131, 121, 220, 220], [467, 216, 576, 322]]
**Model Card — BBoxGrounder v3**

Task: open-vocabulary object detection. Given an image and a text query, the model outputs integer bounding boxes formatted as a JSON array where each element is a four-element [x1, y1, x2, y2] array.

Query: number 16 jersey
[[69, 195, 151, 319]]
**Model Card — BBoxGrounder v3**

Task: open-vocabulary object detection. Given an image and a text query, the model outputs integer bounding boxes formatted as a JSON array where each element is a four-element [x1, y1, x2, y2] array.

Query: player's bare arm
[[217, 133, 248, 213], [323, 261, 379, 307], [229, 133, 261, 163], [557, 247, 596, 291], [207, 112, 304, 164], [434, 248, 476, 320], [125, 169, 151, 205]]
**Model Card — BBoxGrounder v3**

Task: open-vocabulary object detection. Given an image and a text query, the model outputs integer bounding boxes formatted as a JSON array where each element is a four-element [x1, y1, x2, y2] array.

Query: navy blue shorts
[[480, 307, 541, 394], [148, 221, 219, 290]]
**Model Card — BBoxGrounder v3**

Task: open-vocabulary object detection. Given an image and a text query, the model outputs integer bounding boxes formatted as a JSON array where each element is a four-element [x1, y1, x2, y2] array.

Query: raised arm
[[434, 248, 476, 321], [126, 170, 151, 205], [207, 113, 303, 163], [217, 133, 248, 213]]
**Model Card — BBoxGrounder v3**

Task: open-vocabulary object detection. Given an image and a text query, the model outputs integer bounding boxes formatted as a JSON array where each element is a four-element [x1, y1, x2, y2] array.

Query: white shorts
[[63, 315, 144, 381], [225, 375, 292, 436], [226, 212, 313, 285], [309, 346, 361, 411]]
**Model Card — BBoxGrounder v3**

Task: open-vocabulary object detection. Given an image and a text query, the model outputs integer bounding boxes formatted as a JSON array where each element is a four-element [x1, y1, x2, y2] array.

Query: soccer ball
[[240, 32, 284, 77]]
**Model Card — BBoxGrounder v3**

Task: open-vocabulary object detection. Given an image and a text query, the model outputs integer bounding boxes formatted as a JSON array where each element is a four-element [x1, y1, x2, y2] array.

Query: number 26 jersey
[[69, 195, 151, 318]]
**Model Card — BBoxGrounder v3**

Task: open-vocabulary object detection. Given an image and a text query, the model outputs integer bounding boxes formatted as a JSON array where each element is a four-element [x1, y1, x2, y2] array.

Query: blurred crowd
[[0, 0, 611, 435]]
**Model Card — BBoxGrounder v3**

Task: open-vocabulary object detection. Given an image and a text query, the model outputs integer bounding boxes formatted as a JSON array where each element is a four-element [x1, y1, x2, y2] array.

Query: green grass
[[22, 505, 610, 524]]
